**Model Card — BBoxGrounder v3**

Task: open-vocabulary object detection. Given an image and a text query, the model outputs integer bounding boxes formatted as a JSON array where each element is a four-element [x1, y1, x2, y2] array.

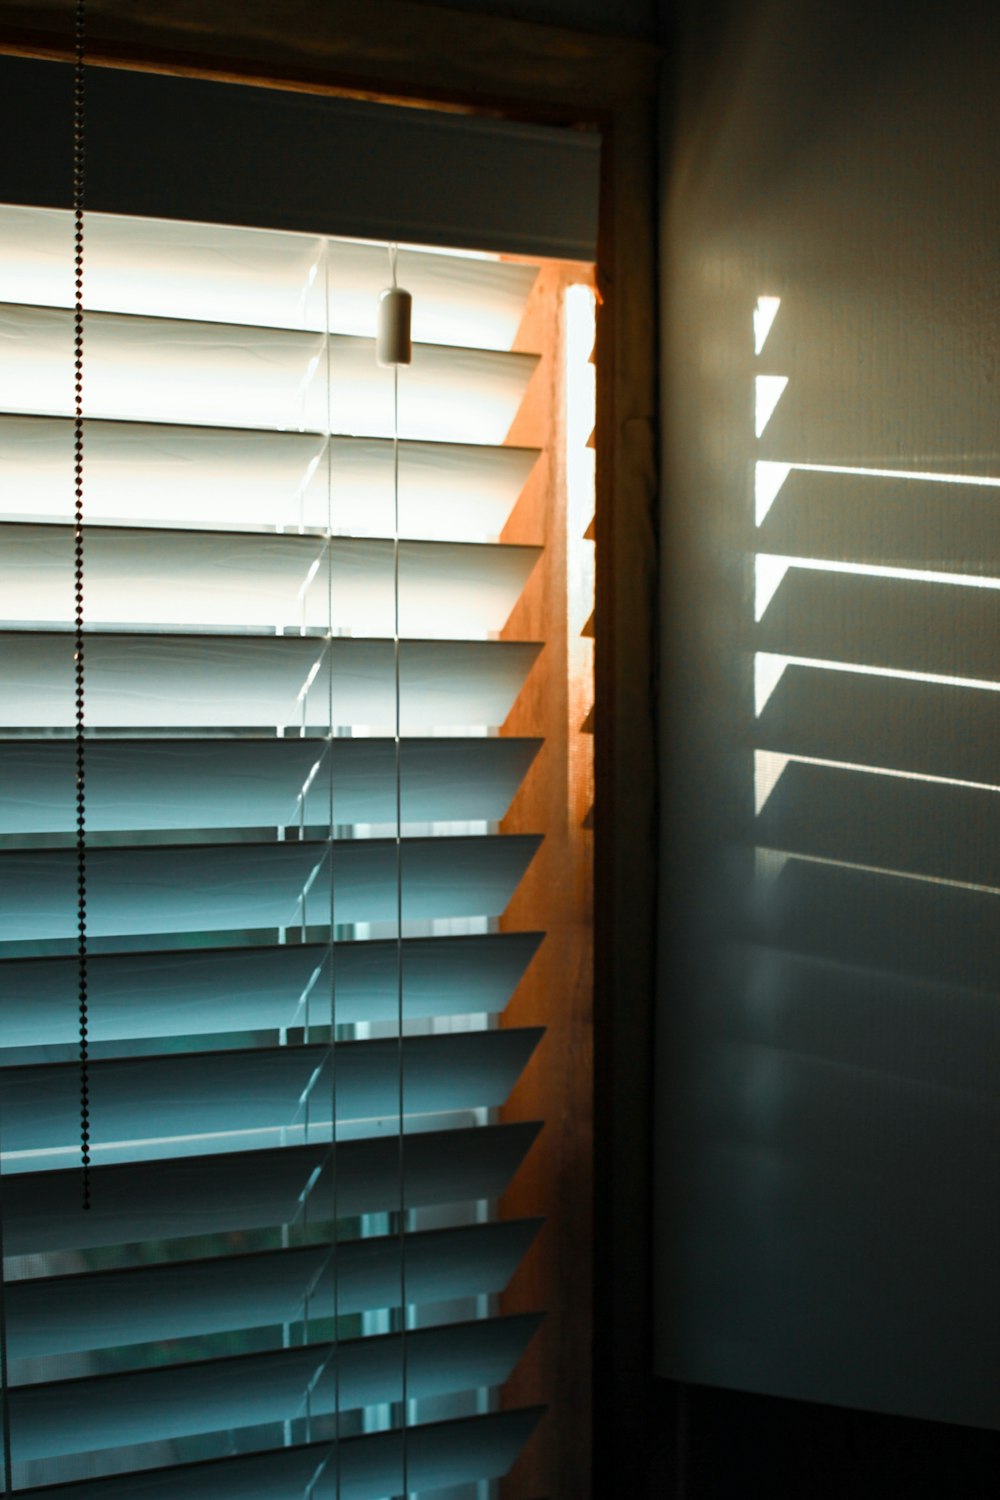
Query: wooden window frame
[[0, 4, 659, 1495]]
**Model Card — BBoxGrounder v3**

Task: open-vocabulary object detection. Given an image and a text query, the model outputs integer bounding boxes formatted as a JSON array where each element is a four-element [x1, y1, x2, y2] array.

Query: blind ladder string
[[390, 239, 411, 1499], [73, 0, 91, 1212], [326, 227, 343, 1500], [323, 228, 343, 1497], [303, 235, 343, 1500]]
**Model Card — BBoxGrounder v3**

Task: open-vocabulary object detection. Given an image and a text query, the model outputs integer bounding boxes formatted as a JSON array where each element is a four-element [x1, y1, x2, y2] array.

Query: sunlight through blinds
[[0, 203, 553, 1496], [654, 1, 1000, 1436], [746, 291, 1000, 1425]]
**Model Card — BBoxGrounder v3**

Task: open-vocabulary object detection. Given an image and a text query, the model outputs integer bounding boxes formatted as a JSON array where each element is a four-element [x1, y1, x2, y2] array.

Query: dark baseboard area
[[623, 1380, 1000, 1500]]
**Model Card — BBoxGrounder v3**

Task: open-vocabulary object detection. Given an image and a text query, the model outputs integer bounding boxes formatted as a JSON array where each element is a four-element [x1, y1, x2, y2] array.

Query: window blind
[[0, 203, 553, 1495]]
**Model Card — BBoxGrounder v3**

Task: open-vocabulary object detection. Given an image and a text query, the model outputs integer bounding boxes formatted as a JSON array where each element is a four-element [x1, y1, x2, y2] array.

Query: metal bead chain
[[73, 0, 90, 1211]]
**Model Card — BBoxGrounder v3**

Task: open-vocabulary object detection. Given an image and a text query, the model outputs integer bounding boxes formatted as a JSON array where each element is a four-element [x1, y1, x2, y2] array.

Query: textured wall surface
[[656, 0, 1000, 1430]]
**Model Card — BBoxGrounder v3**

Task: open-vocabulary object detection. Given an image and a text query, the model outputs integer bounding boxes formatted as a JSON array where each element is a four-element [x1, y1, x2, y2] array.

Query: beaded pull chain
[[73, 0, 90, 1211]]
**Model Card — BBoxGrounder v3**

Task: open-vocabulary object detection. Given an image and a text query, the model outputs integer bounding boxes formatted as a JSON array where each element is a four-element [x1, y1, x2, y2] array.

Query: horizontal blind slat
[[0, 633, 541, 731], [0, 416, 540, 541], [0, 205, 540, 349], [9, 1315, 543, 1462], [0, 304, 538, 443], [9, 1407, 545, 1500], [6, 1219, 544, 1360], [0, 932, 544, 1044], [0, 834, 543, 944], [0, 1029, 545, 1154], [0, 524, 541, 638], [0, 737, 542, 835], [3, 1121, 542, 1253]]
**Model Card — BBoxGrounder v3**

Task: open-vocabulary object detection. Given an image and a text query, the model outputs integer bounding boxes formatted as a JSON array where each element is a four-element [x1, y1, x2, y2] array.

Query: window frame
[[0, 6, 660, 1496]]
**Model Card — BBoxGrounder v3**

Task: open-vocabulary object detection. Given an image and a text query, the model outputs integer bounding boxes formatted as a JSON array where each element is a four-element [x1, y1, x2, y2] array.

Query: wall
[[654, 0, 1000, 1490]]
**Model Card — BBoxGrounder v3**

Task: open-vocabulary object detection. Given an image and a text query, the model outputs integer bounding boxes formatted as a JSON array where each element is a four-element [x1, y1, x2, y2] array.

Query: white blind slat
[[0, 834, 543, 945], [0, 304, 538, 444], [0, 524, 541, 637], [0, 736, 542, 834], [6, 1219, 544, 1360], [0, 1029, 545, 1156], [0, 204, 542, 349], [0, 417, 541, 541], [0, 932, 545, 1045], [11, 1407, 546, 1500], [0, 634, 541, 731], [9, 1315, 544, 1463], [3, 1123, 543, 1255]]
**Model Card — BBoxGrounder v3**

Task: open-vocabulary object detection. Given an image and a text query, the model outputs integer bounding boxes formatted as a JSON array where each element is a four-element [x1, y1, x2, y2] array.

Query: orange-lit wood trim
[[498, 262, 595, 1500]]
